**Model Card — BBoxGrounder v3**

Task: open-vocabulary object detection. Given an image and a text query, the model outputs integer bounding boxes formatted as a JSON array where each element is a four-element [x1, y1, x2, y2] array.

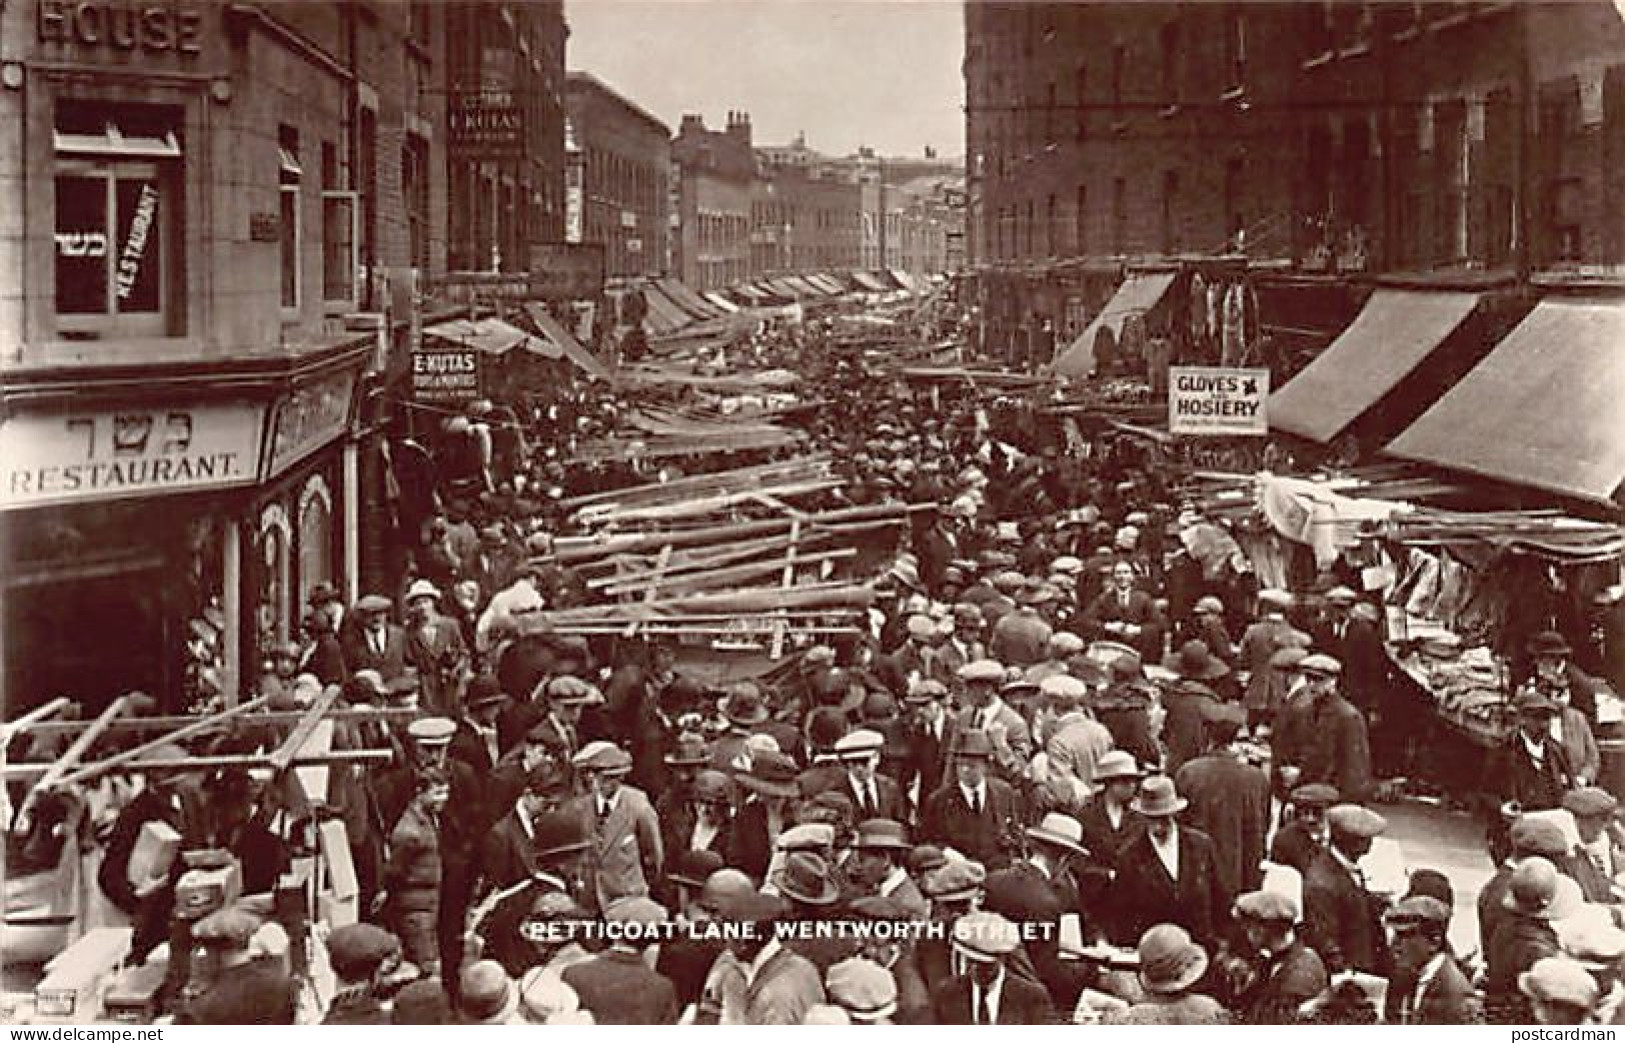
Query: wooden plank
[[267, 685, 342, 773], [3, 749, 394, 781], [30, 696, 129, 796], [17, 706, 421, 739], [605, 548, 856, 597], [1, 697, 72, 742], [53, 696, 271, 789]]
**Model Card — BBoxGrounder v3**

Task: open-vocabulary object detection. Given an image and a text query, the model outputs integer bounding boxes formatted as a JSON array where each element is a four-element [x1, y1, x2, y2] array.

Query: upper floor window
[[279, 125, 302, 314], [53, 101, 182, 338], [1160, 21, 1181, 108], [1225, 8, 1247, 89]]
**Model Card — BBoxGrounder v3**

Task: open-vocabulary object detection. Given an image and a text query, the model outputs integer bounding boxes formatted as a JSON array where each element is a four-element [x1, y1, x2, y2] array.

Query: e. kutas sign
[[1168, 366, 1269, 437]]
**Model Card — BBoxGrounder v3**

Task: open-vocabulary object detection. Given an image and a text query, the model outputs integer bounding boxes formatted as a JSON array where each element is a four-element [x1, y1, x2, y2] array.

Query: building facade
[[566, 71, 670, 278], [671, 110, 755, 290], [751, 162, 863, 275], [444, 0, 567, 273], [0, 0, 452, 714]]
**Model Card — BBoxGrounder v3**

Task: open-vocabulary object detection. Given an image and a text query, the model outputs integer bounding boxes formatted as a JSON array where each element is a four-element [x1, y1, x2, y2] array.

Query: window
[[1046, 193, 1057, 256], [1074, 64, 1088, 140], [1160, 21, 1181, 109], [1045, 80, 1057, 145], [53, 101, 181, 337], [403, 133, 429, 270], [1112, 176, 1127, 253], [358, 107, 377, 297], [279, 126, 301, 313], [1161, 171, 1178, 252], [1111, 45, 1126, 126], [297, 476, 334, 611], [1434, 101, 1467, 263], [1075, 183, 1088, 255]]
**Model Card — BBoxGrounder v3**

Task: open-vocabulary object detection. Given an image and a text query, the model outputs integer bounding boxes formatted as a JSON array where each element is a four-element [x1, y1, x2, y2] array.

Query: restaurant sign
[[1168, 366, 1269, 437], [266, 370, 358, 478], [412, 347, 481, 404], [0, 401, 267, 510]]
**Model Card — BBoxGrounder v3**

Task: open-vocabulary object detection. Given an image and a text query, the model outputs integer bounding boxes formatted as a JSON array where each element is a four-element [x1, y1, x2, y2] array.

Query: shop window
[[298, 475, 334, 612], [53, 101, 181, 338], [279, 126, 301, 315], [260, 503, 292, 652]]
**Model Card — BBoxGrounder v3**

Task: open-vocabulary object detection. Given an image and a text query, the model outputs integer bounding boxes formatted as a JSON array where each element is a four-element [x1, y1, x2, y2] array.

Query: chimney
[[726, 110, 752, 148], [679, 113, 705, 138]]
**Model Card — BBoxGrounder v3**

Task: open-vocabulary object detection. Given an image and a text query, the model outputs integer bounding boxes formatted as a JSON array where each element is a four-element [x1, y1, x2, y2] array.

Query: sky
[[565, 0, 965, 159]]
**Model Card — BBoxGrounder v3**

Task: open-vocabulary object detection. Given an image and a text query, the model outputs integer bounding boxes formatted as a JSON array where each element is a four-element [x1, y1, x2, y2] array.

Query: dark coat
[[563, 949, 680, 1025], [1484, 913, 1560, 1008], [721, 798, 778, 883], [983, 860, 1090, 1011], [1109, 825, 1227, 947], [300, 631, 347, 686], [1236, 940, 1328, 1024], [405, 616, 469, 715], [1076, 801, 1144, 870], [1483, 732, 1575, 817], [656, 937, 726, 1011], [323, 992, 391, 1025], [834, 773, 910, 823], [930, 970, 1057, 1025], [902, 716, 959, 802], [920, 777, 1023, 870], [1175, 751, 1271, 895], [176, 961, 298, 1025], [447, 719, 501, 777], [1276, 693, 1372, 804], [1386, 955, 1483, 1025], [1268, 820, 1327, 877], [1302, 848, 1387, 976], [1083, 588, 1165, 659], [340, 622, 410, 682], [1161, 682, 1223, 776], [479, 810, 541, 891], [96, 786, 212, 959]]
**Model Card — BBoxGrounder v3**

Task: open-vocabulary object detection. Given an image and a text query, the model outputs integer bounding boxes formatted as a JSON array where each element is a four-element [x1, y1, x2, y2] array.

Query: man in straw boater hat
[[834, 727, 909, 823], [1109, 774, 1226, 948], [920, 729, 1024, 870], [825, 956, 901, 1024], [1273, 653, 1372, 805], [1102, 923, 1227, 1025], [568, 741, 662, 913], [930, 910, 1055, 1024]]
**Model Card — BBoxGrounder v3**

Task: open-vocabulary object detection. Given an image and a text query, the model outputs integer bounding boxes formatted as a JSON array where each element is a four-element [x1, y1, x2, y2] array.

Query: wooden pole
[[54, 696, 272, 790], [2, 749, 394, 781], [0, 697, 72, 743], [17, 706, 420, 739], [10, 695, 129, 833], [268, 685, 343, 773]]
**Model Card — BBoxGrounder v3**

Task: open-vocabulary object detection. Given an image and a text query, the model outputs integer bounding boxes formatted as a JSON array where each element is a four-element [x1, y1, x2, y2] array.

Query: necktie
[[866, 783, 878, 816], [371, 630, 384, 656], [1591, 847, 1609, 878]]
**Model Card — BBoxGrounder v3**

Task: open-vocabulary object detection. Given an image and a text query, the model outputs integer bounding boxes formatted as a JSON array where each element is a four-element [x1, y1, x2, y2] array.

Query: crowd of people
[[19, 312, 1625, 1027]]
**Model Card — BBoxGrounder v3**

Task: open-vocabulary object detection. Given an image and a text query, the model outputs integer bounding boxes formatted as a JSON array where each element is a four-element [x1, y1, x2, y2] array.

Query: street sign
[[529, 242, 606, 300], [1168, 366, 1269, 436], [412, 347, 481, 404], [448, 93, 525, 160]]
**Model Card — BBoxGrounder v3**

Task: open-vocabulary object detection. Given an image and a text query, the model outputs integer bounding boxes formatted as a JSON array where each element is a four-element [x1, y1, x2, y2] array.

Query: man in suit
[[1041, 674, 1114, 809], [1384, 896, 1482, 1024], [1160, 641, 1232, 776], [568, 742, 663, 913], [1175, 702, 1271, 896], [562, 896, 680, 1024], [985, 813, 1094, 1011], [1109, 774, 1227, 947], [341, 594, 409, 682], [300, 583, 348, 685], [955, 659, 1032, 784], [848, 819, 927, 917], [1302, 803, 1389, 976], [1083, 560, 1165, 661], [383, 768, 448, 975], [834, 728, 910, 823], [1484, 856, 1571, 1021], [403, 579, 470, 716], [1269, 783, 1340, 876], [901, 681, 956, 805], [1482, 691, 1579, 855], [931, 911, 1056, 1025], [920, 729, 1023, 870], [177, 908, 298, 1024], [724, 890, 827, 1024], [1237, 590, 1298, 724], [1225, 890, 1328, 1024], [1274, 654, 1372, 805], [448, 675, 508, 777]]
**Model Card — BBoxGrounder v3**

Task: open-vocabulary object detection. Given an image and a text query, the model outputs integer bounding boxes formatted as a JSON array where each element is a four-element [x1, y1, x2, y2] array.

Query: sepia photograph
[[3, 0, 1625, 1029]]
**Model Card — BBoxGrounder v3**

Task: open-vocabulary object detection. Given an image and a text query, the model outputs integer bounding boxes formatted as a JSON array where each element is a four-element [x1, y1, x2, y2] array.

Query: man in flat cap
[[1303, 804, 1389, 976], [901, 680, 957, 805], [324, 923, 403, 1025], [1567, 787, 1625, 895], [920, 730, 1024, 870], [1237, 590, 1297, 725], [381, 766, 449, 975], [726, 890, 827, 1025], [1274, 654, 1372, 804], [1221, 890, 1327, 1024], [1176, 700, 1271, 897], [1269, 783, 1340, 876], [931, 911, 1055, 1024], [177, 907, 296, 1024], [1384, 896, 1481, 1024], [569, 741, 663, 913], [342, 593, 409, 682], [562, 897, 680, 1024], [955, 659, 1032, 783], [1038, 674, 1114, 809], [1483, 690, 1579, 853]]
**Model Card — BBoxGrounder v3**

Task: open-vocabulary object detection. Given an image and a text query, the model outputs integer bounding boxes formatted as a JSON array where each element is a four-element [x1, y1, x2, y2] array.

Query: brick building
[[444, 0, 568, 273], [964, 1, 1625, 363], [752, 140, 863, 276], [0, 0, 454, 714], [671, 110, 756, 290], [566, 71, 670, 278]]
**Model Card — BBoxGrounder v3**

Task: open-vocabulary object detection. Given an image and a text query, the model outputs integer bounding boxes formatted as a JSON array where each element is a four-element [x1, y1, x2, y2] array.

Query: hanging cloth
[[1221, 283, 1245, 366]]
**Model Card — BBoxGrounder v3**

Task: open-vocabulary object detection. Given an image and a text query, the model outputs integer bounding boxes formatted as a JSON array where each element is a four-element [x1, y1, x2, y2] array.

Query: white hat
[[405, 579, 441, 603]]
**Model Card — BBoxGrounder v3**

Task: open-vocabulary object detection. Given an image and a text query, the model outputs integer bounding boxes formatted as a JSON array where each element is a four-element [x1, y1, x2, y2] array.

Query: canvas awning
[[657, 278, 724, 319], [851, 271, 889, 293], [1051, 271, 1179, 379], [1269, 289, 1482, 443], [704, 291, 741, 313], [423, 317, 558, 358], [1386, 298, 1625, 503], [642, 285, 693, 334], [522, 303, 610, 379], [807, 274, 845, 295]]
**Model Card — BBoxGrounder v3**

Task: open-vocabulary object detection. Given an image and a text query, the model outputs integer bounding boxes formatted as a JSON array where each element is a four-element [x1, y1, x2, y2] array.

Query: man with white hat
[[404, 577, 469, 716], [836, 728, 909, 822], [826, 956, 900, 1024], [568, 742, 662, 913]]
